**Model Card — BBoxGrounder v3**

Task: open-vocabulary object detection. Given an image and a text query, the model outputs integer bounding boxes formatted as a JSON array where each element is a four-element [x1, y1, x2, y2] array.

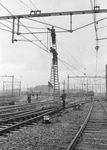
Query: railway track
[[0, 97, 92, 137], [0, 96, 88, 115], [0, 107, 59, 136], [0, 99, 56, 113], [67, 97, 107, 150]]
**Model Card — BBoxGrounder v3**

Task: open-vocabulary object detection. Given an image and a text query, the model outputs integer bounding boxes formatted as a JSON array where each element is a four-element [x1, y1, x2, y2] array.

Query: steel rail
[[98, 98, 107, 113], [0, 107, 55, 124], [0, 98, 89, 118], [0, 98, 92, 119], [0, 97, 54, 110], [0, 105, 54, 118], [0, 98, 92, 136], [0, 108, 59, 136], [66, 98, 94, 150], [0, 96, 83, 114], [0, 99, 56, 114]]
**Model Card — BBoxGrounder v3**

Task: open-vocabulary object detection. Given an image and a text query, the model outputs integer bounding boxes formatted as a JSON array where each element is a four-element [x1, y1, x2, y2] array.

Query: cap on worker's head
[[63, 90, 65, 92]]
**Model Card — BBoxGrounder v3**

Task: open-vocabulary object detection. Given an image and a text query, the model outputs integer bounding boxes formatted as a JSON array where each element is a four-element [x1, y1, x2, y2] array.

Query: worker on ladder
[[51, 26, 56, 45], [50, 47, 58, 65]]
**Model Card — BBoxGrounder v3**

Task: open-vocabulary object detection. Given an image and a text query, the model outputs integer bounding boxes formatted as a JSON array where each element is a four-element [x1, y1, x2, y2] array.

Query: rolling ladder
[[50, 27, 60, 101]]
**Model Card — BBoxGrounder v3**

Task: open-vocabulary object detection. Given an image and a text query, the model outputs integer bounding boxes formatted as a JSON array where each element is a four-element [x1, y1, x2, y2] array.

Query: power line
[[20, 0, 48, 29], [58, 60, 77, 75], [57, 40, 85, 70], [98, 25, 107, 29], [29, 0, 39, 10], [20, 0, 32, 11], [0, 27, 12, 33], [18, 1, 49, 48], [0, 2, 106, 76], [28, 0, 48, 27], [26, 18, 69, 32], [0, 3, 13, 16], [5, 19, 47, 29], [0, 3, 50, 53], [73, 16, 107, 32], [0, 22, 12, 30], [58, 58, 85, 75], [0, 19, 83, 75], [0, 3, 49, 52], [23, 16, 107, 34]]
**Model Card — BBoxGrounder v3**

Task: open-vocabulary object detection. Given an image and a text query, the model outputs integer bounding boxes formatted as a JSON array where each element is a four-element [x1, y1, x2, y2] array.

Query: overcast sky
[[0, 0, 107, 89]]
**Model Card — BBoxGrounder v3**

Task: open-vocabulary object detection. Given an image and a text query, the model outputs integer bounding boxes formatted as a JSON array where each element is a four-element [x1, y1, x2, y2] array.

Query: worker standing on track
[[27, 94, 31, 103], [36, 93, 38, 100], [61, 90, 66, 109]]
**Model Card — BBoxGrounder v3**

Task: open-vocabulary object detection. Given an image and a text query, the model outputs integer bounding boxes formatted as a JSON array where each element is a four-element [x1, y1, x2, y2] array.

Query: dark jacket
[[61, 93, 66, 100]]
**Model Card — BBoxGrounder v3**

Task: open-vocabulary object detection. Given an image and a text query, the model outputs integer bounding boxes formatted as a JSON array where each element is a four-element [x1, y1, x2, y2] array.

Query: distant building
[[27, 85, 49, 95]]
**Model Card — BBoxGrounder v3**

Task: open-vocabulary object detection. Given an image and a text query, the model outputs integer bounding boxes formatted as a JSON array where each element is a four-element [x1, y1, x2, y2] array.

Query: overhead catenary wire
[[19, 0, 50, 50], [19, 0, 48, 29], [28, 0, 48, 29], [26, 18, 70, 32], [0, 16, 84, 76], [98, 25, 107, 30], [0, 2, 105, 76], [0, 22, 12, 30], [20, 0, 32, 11], [5, 19, 47, 29], [58, 58, 85, 75], [24, 16, 107, 34], [29, 0, 39, 10], [58, 60, 77, 76], [0, 27, 12, 33], [21, 34, 84, 75], [0, 3, 50, 52], [57, 40, 93, 76], [57, 40, 85, 70]]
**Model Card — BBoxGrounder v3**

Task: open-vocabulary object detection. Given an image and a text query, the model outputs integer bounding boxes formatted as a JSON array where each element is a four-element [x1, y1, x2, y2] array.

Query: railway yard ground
[[0, 96, 106, 150]]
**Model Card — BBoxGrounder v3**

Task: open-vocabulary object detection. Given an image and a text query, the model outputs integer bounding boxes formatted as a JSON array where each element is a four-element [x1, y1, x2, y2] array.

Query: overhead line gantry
[[0, 9, 107, 20], [0, 8, 107, 42]]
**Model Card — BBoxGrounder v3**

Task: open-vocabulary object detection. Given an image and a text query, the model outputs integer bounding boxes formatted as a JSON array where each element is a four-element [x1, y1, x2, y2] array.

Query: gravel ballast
[[0, 102, 91, 150]]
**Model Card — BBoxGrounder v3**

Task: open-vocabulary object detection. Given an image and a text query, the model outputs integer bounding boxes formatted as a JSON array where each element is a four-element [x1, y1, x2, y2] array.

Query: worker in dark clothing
[[51, 26, 56, 45], [27, 94, 31, 103], [61, 90, 66, 109], [50, 47, 58, 65], [36, 93, 39, 100]]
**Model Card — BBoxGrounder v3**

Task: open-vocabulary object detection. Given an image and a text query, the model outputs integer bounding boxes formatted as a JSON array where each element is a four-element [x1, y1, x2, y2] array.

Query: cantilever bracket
[[70, 14, 72, 32], [12, 18, 15, 43], [17, 18, 20, 35]]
